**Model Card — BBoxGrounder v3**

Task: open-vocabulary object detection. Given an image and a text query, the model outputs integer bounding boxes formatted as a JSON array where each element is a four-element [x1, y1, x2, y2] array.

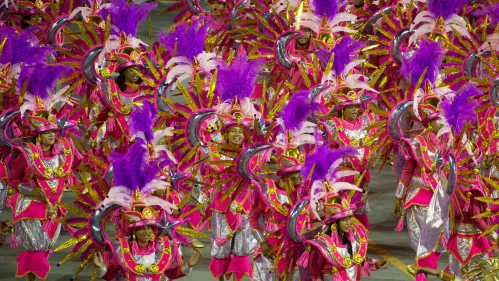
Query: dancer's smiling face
[[227, 126, 244, 146]]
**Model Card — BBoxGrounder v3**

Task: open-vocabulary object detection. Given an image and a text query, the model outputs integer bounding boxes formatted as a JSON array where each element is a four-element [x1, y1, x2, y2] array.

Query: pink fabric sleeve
[[163, 266, 187, 279], [248, 193, 266, 230], [7, 154, 30, 191], [470, 198, 488, 233], [94, 106, 111, 129], [102, 256, 123, 281], [400, 157, 417, 187], [309, 247, 327, 281]]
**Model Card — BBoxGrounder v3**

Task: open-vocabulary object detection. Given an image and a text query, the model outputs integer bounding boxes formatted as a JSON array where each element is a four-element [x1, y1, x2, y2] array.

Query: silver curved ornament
[[435, 150, 443, 172], [275, 31, 301, 70], [0, 2, 10, 22], [258, 118, 273, 136], [490, 77, 499, 107], [104, 166, 114, 187], [228, 0, 248, 31], [236, 143, 273, 182], [391, 28, 413, 66], [0, 109, 20, 150], [45, 16, 69, 47], [287, 199, 309, 244], [446, 153, 457, 196], [155, 77, 177, 114], [464, 51, 491, 78], [258, 9, 273, 33], [185, 109, 216, 148], [365, 6, 396, 36], [387, 100, 413, 141], [89, 204, 121, 247], [184, 0, 205, 15], [81, 45, 104, 86], [308, 85, 327, 123]]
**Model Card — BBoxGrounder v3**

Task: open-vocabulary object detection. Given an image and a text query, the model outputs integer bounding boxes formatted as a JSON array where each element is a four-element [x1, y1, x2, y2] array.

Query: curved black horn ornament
[[184, 0, 205, 15], [391, 28, 414, 66], [275, 31, 301, 70], [308, 84, 327, 123], [286, 199, 310, 244], [446, 153, 457, 196], [490, 77, 499, 107], [236, 143, 273, 182], [228, 0, 248, 31], [155, 77, 177, 114], [0, 109, 20, 150], [365, 6, 396, 36], [89, 204, 121, 247], [185, 109, 217, 148], [464, 51, 491, 78], [45, 16, 70, 47], [387, 100, 413, 141], [82, 45, 104, 86]]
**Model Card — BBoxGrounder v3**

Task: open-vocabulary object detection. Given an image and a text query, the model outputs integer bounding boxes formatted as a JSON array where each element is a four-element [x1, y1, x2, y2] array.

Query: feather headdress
[[427, 0, 468, 20], [302, 143, 358, 183], [128, 100, 158, 143], [18, 63, 70, 100], [216, 54, 267, 102], [400, 39, 444, 86], [293, 0, 355, 34], [440, 83, 483, 135], [317, 36, 365, 76], [99, 0, 157, 36], [472, 3, 499, 28], [281, 90, 321, 132]]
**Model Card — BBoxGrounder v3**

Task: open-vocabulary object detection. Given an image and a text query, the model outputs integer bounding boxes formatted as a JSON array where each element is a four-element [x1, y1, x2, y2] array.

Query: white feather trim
[[143, 196, 177, 214], [329, 12, 357, 28], [345, 74, 379, 93], [292, 21, 320, 33], [342, 60, 365, 77], [413, 88, 425, 121]]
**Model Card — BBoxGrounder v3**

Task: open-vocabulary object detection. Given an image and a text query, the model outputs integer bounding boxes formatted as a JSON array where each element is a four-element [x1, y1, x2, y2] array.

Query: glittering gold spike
[[54, 234, 88, 251], [207, 69, 217, 107], [380, 10, 398, 31], [443, 56, 463, 64], [482, 177, 499, 191], [17, 79, 28, 107], [208, 144, 238, 158], [372, 25, 392, 39], [173, 188, 195, 216], [323, 52, 335, 76], [179, 142, 200, 166], [56, 202, 90, 218], [0, 38, 6, 55], [177, 81, 198, 111], [369, 66, 386, 88], [50, 0, 58, 17], [220, 179, 243, 204], [368, 103, 389, 117], [90, 267, 98, 281], [268, 92, 290, 120], [404, 71, 413, 98], [449, 25, 463, 42], [479, 223, 499, 238], [156, 45, 167, 76], [176, 226, 211, 237], [57, 71, 80, 85], [284, 81, 298, 92], [307, 163, 316, 183], [144, 56, 160, 81], [464, 76, 490, 85], [71, 247, 98, 279], [363, 120, 387, 131], [215, 142, 243, 152], [160, 97, 190, 117], [489, 41, 499, 73], [59, 239, 93, 265], [77, 22, 95, 48], [413, 66, 428, 94], [179, 198, 213, 220], [104, 14, 111, 43], [440, 67, 462, 74], [89, 21, 101, 45], [172, 137, 187, 146], [299, 63, 312, 88], [477, 52, 496, 78], [207, 160, 236, 166], [55, 47, 83, 59], [445, 39, 468, 57], [251, 12, 279, 37]]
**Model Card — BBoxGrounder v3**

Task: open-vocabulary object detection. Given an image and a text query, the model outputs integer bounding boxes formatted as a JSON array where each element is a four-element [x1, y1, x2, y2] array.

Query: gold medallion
[[135, 263, 146, 273], [149, 263, 159, 274], [44, 167, 54, 178]]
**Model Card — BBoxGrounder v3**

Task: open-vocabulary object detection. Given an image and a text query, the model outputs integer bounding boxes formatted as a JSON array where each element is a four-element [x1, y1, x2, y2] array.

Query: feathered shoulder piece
[[293, 0, 357, 34], [128, 100, 158, 144], [99, 0, 157, 36], [316, 36, 365, 78], [281, 90, 321, 132], [400, 38, 444, 87]]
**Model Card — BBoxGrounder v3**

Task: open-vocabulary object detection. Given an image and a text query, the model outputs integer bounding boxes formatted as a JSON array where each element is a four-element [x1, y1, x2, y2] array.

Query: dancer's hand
[[484, 154, 496, 168], [31, 188, 46, 199], [187, 252, 201, 267], [415, 266, 440, 276], [376, 260, 389, 269], [92, 252, 104, 268], [393, 198, 402, 218], [0, 220, 11, 233], [260, 240, 273, 258]]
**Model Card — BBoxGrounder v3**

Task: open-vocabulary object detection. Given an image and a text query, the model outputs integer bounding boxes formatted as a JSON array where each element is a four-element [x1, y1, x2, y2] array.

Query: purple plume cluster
[[317, 36, 365, 75], [312, 0, 346, 21], [472, 3, 499, 27], [302, 143, 358, 182], [128, 100, 158, 143], [159, 17, 212, 61], [0, 26, 54, 66], [401, 39, 444, 86], [109, 142, 171, 192], [427, 0, 468, 20], [282, 91, 321, 132], [18, 63, 70, 100], [441, 83, 484, 135], [216, 55, 267, 102], [99, 0, 157, 36]]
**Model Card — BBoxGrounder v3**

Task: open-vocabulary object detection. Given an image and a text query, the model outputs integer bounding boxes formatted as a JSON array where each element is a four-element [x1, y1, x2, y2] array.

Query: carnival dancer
[[294, 140, 389, 281], [7, 96, 80, 280]]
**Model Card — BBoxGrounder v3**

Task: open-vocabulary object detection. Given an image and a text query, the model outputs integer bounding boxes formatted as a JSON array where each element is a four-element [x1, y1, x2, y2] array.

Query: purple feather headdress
[[18, 63, 70, 100], [441, 83, 484, 135], [281, 90, 321, 132], [302, 143, 358, 182], [312, 0, 346, 21], [99, 0, 157, 36], [109, 142, 172, 193], [159, 17, 212, 62], [0, 26, 54, 66], [472, 3, 499, 28], [128, 100, 158, 143], [400, 39, 444, 86], [316, 36, 365, 75], [427, 0, 468, 20], [216, 55, 267, 102]]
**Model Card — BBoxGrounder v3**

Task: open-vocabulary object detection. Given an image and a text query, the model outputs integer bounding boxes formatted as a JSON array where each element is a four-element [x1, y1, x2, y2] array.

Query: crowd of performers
[[0, 0, 499, 280]]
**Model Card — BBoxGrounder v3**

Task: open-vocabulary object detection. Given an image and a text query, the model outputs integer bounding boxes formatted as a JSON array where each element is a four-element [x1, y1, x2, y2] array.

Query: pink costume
[[0, 163, 8, 211], [7, 98, 80, 280], [320, 85, 377, 232]]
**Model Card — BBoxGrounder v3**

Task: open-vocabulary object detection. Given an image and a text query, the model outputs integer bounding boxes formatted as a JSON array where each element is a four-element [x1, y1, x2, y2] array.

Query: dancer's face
[[343, 105, 360, 121], [135, 225, 153, 244], [210, 1, 226, 19], [30, 14, 43, 23], [295, 28, 312, 47], [124, 67, 141, 84], [284, 171, 303, 186], [227, 126, 244, 146], [39, 131, 55, 146], [338, 217, 352, 234], [428, 118, 443, 134]]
